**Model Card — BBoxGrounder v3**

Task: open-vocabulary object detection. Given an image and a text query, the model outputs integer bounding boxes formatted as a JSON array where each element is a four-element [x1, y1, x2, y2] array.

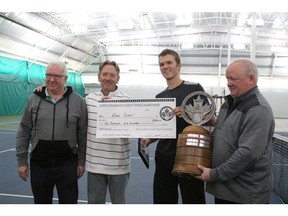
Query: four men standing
[[16, 52, 275, 204]]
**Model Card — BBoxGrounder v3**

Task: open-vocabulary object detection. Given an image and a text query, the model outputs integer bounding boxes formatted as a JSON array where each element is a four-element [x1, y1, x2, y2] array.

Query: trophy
[[172, 91, 216, 176]]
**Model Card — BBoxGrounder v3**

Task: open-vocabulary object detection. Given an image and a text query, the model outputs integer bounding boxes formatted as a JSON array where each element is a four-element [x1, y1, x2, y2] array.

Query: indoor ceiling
[[0, 12, 288, 76]]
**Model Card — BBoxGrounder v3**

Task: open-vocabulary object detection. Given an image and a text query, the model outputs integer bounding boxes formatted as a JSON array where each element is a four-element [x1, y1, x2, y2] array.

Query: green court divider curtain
[[0, 56, 85, 115]]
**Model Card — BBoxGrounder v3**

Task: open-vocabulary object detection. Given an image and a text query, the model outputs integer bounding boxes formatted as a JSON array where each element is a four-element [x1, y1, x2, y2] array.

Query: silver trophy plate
[[181, 91, 216, 125]]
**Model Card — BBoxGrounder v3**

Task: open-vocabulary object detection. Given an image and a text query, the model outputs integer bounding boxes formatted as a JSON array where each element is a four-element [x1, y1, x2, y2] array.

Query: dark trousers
[[153, 155, 206, 204], [215, 197, 240, 204], [30, 159, 78, 204]]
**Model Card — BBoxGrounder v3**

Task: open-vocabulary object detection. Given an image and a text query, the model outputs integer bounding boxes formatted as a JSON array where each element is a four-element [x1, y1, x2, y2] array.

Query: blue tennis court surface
[[0, 130, 283, 204]]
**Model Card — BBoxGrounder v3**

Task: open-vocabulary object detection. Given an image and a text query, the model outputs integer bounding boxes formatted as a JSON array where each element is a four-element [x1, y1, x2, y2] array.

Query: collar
[[225, 86, 259, 108], [45, 86, 67, 103], [101, 85, 119, 97]]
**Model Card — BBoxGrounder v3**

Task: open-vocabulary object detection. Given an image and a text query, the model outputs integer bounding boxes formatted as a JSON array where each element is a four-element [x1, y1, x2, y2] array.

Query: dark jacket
[[155, 81, 205, 158]]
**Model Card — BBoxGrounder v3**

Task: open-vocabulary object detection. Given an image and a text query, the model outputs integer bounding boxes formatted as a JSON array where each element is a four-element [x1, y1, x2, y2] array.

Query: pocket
[[52, 140, 75, 160], [31, 140, 76, 166], [31, 140, 52, 162]]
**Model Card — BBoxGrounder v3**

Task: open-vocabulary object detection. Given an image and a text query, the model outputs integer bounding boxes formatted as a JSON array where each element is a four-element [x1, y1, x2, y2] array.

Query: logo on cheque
[[160, 106, 174, 121]]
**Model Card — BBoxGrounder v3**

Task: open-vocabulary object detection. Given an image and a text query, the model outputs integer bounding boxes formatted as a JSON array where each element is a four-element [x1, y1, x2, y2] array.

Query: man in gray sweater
[[16, 61, 87, 204], [197, 59, 275, 204]]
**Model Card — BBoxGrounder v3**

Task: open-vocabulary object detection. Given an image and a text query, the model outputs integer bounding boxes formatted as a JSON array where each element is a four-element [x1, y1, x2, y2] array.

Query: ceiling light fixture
[[175, 14, 191, 26], [247, 18, 264, 26], [118, 22, 135, 30], [271, 46, 288, 53], [181, 43, 194, 49], [65, 12, 90, 34], [233, 44, 246, 50]]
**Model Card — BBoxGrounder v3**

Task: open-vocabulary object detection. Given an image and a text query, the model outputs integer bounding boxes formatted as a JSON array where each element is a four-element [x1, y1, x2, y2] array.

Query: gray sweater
[[206, 87, 275, 204], [16, 86, 87, 167]]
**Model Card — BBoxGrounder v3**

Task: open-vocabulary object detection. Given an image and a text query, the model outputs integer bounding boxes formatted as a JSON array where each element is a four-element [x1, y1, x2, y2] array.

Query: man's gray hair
[[232, 58, 258, 82], [46, 61, 68, 76]]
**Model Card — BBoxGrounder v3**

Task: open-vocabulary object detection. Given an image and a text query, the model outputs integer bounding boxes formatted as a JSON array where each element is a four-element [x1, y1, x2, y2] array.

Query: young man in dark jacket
[[143, 49, 206, 204]]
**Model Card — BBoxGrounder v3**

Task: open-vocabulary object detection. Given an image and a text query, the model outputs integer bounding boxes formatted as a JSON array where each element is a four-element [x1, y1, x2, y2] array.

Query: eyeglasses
[[45, 74, 67, 80]]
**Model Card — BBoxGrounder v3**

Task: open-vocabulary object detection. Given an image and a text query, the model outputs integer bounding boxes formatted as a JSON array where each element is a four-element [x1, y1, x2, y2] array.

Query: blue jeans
[[87, 172, 130, 204], [30, 159, 78, 204]]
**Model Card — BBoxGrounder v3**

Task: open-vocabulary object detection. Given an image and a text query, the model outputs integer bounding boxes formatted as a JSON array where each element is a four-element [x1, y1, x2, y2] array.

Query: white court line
[[0, 193, 88, 203], [0, 131, 16, 134], [0, 148, 15, 154], [0, 121, 19, 125], [0, 193, 33, 199]]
